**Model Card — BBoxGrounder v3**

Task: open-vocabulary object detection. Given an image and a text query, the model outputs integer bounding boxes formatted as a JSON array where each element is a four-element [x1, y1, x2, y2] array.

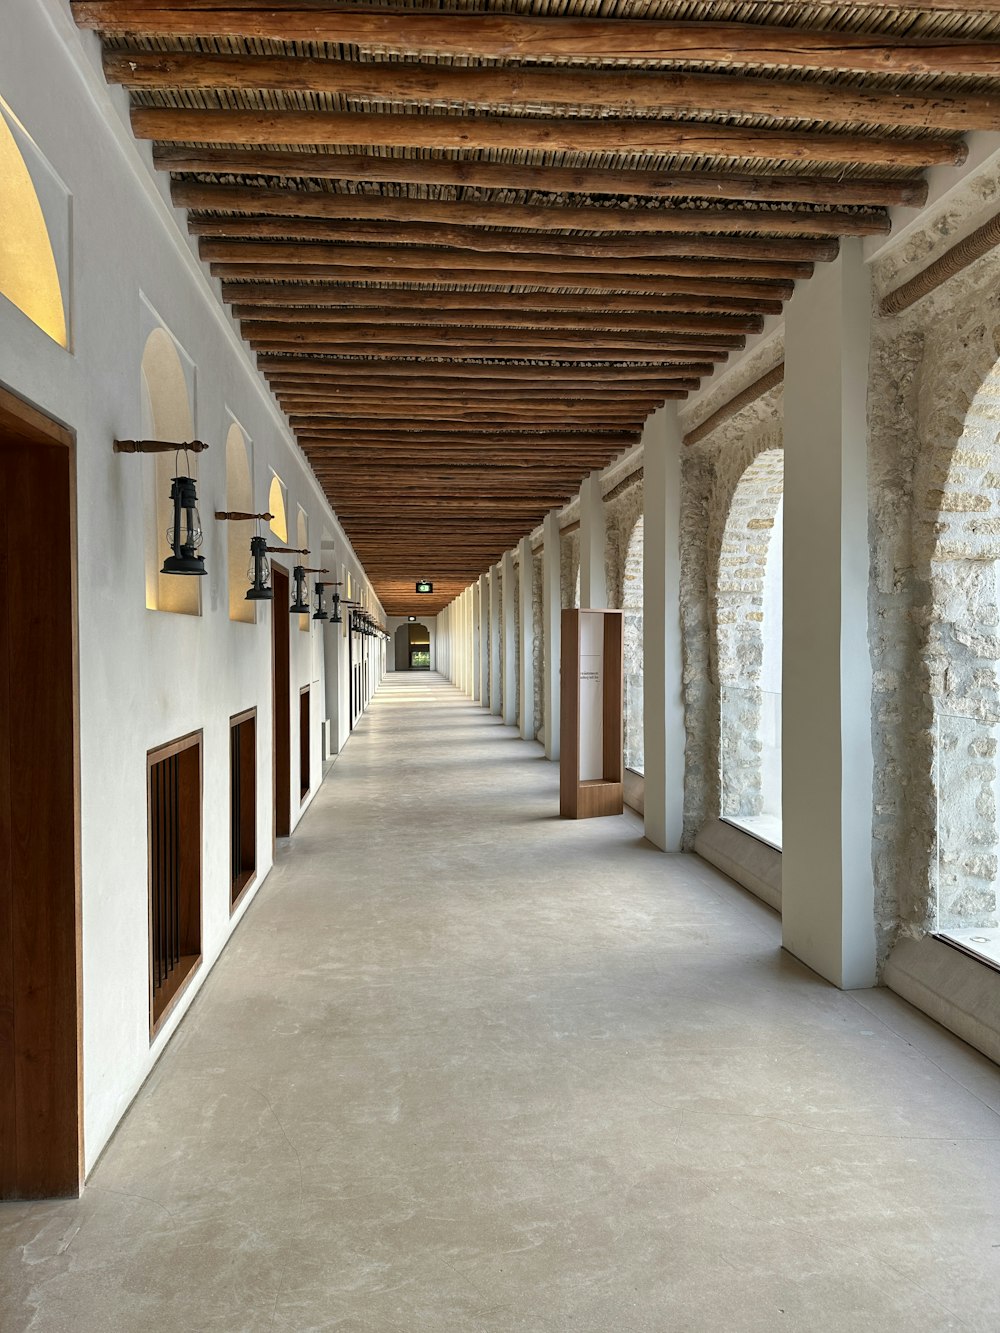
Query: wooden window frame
[[147, 728, 203, 1040], [299, 684, 310, 803], [229, 707, 257, 913]]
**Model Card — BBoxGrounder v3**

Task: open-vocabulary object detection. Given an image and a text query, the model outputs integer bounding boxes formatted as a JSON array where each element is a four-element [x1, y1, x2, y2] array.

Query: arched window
[[920, 356, 1000, 953], [0, 108, 66, 347], [141, 328, 199, 616], [623, 516, 644, 774], [268, 475, 288, 544], [225, 423, 254, 624], [716, 449, 784, 847]]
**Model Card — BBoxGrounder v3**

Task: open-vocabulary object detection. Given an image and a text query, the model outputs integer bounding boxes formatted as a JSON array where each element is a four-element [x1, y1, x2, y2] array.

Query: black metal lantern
[[161, 474, 205, 576], [330, 590, 342, 625], [290, 565, 310, 614], [313, 582, 328, 621], [245, 534, 273, 601]]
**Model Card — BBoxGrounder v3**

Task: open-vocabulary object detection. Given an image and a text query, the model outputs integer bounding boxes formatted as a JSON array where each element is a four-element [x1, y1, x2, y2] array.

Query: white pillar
[[541, 509, 561, 761], [579, 469, 607, 608], [489, 565, 502, 716], [472, 581, 481, 702], [644, 407, 685, 852], [782, 240, 875, 990], [478, 573, 489, 708], [518, 536, 536, 740], [501, 549, 517, 726]]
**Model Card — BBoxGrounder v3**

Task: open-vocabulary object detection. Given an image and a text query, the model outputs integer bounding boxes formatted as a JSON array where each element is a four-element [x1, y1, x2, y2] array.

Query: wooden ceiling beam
[[154, 147, 928, 211], [271, 381, 694, 397], [136, 108, 960, 170], [298, 430, 639, 445], [228, 287, 786, 315], [180, 184, 877, 241], [107, 51, 1000, 134], [72, 9, 1000, 79], [220, 261, 808, 286], [252, 341, 724, 363], [258, 358, 707, 381], [191, 214, 857, 258], [247, 321, 742, 350], [241, 307, 762, 334]]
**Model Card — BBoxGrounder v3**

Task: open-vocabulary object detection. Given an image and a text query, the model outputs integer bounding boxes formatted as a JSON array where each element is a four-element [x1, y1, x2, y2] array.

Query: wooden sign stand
[[560, 608, 624, 819]]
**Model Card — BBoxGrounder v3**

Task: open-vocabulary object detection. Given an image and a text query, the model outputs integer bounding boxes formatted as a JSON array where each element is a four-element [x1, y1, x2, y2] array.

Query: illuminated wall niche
[[0, 105, 67, 347], [268, 474, 288, 544], [140, 327, 200, 616], [225, 422, 255, 624]]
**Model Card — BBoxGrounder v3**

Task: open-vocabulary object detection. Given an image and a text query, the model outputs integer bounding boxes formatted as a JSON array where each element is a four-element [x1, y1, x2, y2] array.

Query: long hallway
[[3, 673, 1000, 1332]]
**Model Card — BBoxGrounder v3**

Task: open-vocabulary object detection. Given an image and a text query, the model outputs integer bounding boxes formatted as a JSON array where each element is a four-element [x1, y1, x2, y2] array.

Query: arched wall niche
[[268, 474, 288, 545], [623, 516, 645, 775], [713, 448, 784, 837], [913, 345, 1000, 936], [141, 327, 199, 616], [0, 105, 66, 347], [225, 422, 254, 624]]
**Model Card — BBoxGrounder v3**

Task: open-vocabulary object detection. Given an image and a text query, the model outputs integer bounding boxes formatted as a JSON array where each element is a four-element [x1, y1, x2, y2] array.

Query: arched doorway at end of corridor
[[395, 622, 431, 670]]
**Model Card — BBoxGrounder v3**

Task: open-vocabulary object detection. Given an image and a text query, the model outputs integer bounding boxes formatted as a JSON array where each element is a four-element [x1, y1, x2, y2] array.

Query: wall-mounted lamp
[[290, 565, 310, 614], [326, 582, 343, 625], [115, 440, 211, 578], [295, 568, 331, 619], [215, 510, 280, 601], [163, 472, 206, 577]]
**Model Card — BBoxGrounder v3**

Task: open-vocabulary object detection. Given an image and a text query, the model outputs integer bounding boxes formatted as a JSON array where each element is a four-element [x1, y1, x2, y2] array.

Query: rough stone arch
[[713, 447, 784, 824], [913, 341, 1000, 932], [623, 515, 644, 773]]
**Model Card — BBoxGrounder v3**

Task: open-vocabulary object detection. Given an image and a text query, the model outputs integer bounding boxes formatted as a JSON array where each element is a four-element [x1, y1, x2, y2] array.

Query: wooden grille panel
[[148, 732, 202, 1035]]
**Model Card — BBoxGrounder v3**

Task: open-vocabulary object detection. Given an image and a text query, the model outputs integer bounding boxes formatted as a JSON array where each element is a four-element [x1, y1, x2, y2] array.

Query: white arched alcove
[[141, 327, 199, 616]]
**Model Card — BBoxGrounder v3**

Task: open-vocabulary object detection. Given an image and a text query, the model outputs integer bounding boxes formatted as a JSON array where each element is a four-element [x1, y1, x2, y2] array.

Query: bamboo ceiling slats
[[72, 0, 1000, 612]]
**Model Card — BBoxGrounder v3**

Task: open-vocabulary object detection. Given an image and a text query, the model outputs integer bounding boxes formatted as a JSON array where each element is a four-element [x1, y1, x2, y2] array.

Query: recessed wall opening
[[272, 565, 291, 839], [716, 451, 784, 851], [0, 106, 67, 347], [395, 622, 430, 669], [147, 730, 202, 1036], [922, 357, 1000, 968], [623, 516, 645, 776], [300, 686, 311, 802], [0, 386, 82, 1199], [230, 708, 256, 910], [140, 327, 200, 617], [268, 474, 288, 544]]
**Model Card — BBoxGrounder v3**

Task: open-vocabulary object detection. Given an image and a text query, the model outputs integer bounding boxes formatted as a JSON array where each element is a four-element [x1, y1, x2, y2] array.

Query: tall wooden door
[[271, 565, 291, 839], [0, 388, 82, 1198]]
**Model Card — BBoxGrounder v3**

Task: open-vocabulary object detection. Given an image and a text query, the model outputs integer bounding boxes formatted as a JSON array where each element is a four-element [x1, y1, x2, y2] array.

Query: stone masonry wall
[[870, 224, 1000, 956], [677, 342, 784, 848], [561, 529, 580, 610]]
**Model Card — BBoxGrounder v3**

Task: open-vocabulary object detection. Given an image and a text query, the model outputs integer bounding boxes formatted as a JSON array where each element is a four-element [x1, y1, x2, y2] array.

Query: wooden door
[[271, 565, 291, 839], [0, 388, 82, 1198]]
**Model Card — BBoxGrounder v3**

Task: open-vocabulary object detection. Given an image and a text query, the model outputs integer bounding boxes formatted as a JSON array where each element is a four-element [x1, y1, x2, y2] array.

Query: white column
[[579, 469, 607, 608], [501, 549, 517, 725], [518, 536, 535, 740], [541, 509, 561, 761], [644, 406, 685, 852], [782, 240, 875, 990], [464, 586, 473, 696], [489, 565, 501, 716], [472, 581, 481, 702], [478, 573, 489, 707]]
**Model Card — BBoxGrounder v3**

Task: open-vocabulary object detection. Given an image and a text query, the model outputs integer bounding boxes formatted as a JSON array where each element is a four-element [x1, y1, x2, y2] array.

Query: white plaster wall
[[0, 0, 382, 1173]]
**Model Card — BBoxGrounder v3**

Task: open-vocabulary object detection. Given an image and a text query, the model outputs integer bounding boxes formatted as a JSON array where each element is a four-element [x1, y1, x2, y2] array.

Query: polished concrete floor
[[3, 672, 1000, 1332]]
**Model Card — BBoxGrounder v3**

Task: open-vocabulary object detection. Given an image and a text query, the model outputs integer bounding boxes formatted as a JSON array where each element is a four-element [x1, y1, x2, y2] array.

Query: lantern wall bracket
[[114, 439, 209, 454], [266, 545, 309, 554], [214, 510, 274, 522]]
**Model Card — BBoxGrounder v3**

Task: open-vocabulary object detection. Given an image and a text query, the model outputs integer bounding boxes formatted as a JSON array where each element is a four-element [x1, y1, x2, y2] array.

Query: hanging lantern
[[245, 534, 273, 601], [313, 582, 328, 621], [290, 565, 310, 614], [161, 474, 205, 576], [330, 590, 342, 625]]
